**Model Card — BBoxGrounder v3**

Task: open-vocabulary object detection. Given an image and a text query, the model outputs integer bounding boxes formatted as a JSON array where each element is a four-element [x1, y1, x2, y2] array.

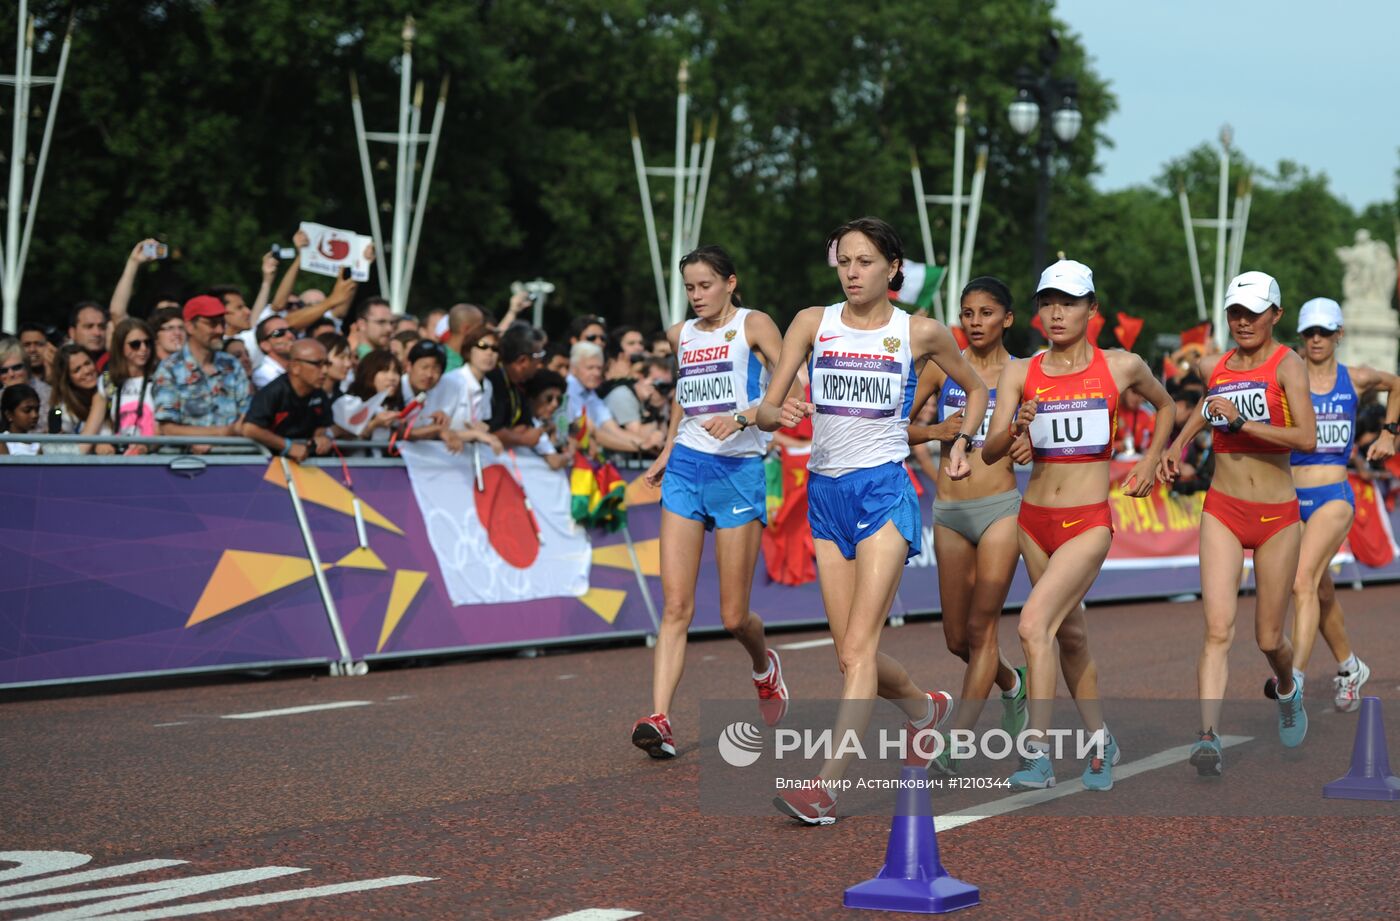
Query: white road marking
[[541, 911, 642, 921], [557, 674, 578, 681], [934, 735, 1253, 833], [386, 695, 414, 701], [778, 638, 835, 650], [152, 722, 189, 728], [220, 701, 372, 720]]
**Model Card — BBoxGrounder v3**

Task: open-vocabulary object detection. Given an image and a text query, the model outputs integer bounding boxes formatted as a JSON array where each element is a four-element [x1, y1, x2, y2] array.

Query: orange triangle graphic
[[378, 570, 428, 652], [335, 546, 388, 571], [591, 538, 660, 577], [187, 550, 326, 626], [579, 587, 627, 624], [263, 461, 405, 535], [624, 476, 660, 507]]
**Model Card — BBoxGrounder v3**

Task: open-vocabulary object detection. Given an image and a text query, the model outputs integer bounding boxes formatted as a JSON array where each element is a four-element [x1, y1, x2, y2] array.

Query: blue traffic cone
[[844, 766, 979, 913], [1323, 696, 1400, 801]]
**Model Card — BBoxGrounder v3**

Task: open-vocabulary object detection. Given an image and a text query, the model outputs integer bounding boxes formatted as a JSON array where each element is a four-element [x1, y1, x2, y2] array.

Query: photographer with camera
[[109, 238, 167, 326], [604, 355, 673, 451]]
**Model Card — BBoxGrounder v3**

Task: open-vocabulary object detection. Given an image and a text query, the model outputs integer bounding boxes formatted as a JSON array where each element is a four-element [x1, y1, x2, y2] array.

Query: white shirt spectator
[[448, 368, 493, 429], [252, 359, 287, 389], [99, 375, 158, 437], [565, 373, 613, 427]]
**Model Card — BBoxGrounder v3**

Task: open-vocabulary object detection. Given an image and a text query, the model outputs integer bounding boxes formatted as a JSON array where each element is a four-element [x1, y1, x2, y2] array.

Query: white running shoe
[[1333, 658, 1371, 713]]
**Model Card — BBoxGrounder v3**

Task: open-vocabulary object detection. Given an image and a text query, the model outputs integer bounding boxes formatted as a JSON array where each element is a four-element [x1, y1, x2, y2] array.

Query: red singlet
[[1204, 345, 1292, 455], [1023, 347, 1118, 463]]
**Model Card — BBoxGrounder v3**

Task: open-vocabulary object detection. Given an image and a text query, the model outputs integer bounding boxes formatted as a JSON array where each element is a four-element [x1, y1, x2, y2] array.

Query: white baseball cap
[[1297, 297, 1343, 332], [1224, 271, 1281, 313], [1035, 260, 1094, 298]]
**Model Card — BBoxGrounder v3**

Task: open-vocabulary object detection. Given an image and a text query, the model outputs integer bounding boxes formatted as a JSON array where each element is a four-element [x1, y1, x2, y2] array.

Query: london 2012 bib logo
[[883, 336, 901, 354]]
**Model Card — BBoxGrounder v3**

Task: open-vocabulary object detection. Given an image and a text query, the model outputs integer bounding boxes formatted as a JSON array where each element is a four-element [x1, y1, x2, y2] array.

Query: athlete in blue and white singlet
[[632, 246, 791, 762], [757, 217, 988, 825], [1287, 297, 1400, 711]]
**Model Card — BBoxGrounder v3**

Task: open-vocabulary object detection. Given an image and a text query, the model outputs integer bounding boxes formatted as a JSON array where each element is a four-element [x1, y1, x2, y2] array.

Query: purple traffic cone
[[1323, 696, 1400, 801], [844, 765, 979, 913]]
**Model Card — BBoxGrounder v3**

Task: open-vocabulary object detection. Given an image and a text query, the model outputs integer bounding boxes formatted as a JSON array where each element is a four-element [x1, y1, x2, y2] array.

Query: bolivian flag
[[570, 451, 628, 532]]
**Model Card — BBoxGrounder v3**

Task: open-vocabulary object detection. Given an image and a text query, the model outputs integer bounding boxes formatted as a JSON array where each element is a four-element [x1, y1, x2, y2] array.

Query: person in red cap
[[150, 294, 252, 453]]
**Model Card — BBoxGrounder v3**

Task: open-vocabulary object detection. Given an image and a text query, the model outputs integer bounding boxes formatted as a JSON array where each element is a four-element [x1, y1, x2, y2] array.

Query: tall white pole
[[1177, 184, 1208, 321], [681, 119, 701, 250], [1228, 177, 1252, 283], [349, 74, 390, 296], [689, 115, 717, 251], [3, 3, 31, 325], [960, 146, 988, 285], [1212, 126, 1231, 350], [15, 15, 71, 287], [402, 78, 423, 302], [910, 151, 935, 265], [630, 115, 670, 329], [401, 77, 449, 316], [667, 60, 689, 327], [945, 95, 967, 328], [389, 16, 415, 315]]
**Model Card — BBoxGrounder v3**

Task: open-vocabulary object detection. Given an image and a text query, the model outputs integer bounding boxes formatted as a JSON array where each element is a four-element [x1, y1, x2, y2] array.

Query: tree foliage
[[1, 0, 1394, 364]]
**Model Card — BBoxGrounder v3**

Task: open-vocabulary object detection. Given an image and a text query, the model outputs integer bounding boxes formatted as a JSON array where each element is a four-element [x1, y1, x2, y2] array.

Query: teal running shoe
[[1009, 752, 1055, 789], [1277, 682, 1308, 748], [1189, 729, 1223, 776], [1081, 732, 1120, 792], [1000, 666, 1028, 739], [931, 747, 959, 776]]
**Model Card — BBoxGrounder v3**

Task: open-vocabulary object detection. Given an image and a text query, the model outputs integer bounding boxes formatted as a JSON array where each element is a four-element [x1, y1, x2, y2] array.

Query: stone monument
[[1335, 229, 1398, 373]]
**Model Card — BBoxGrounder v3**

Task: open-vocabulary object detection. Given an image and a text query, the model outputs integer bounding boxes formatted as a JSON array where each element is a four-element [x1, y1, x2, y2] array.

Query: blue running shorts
[[807, 461, 922, 562], [1297, 480, 1354, 523], [661, 442, 767, 531]]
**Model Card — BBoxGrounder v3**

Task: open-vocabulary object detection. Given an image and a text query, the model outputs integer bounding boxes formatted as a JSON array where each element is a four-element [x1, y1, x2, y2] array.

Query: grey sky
[[1055, 0, 1399, 209]]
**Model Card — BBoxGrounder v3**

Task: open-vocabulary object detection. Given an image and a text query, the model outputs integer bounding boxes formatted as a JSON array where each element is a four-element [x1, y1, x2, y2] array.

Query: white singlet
[[808, 303, 916, 476], [674, 308, 771, 458]]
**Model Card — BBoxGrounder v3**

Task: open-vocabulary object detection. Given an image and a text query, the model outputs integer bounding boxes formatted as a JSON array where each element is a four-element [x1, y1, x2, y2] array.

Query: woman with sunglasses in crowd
[[101, 318, 159, 455], [1285, 297, 1399, 712], [1160, 272, 1317, 776], [442, 326, 505, 456], [46, 344, 113, 455], [0, 340, 50, 418], [632, 245, 791, 762]]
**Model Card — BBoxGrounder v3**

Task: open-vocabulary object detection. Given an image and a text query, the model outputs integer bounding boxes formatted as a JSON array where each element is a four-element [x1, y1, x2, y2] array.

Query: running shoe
[[902, 690, 954, 768], [773, 782, 838, 826], [1189, 729, 1223, 777], [1000, 666, 1028, 739], [1009, 752, 1055, 789], [754, 648, 790, 727], [1277, 682, 1308, 748], [1081, 732, 1120, 792], [1333, 658, 1371, 713], [631, 713, 676, 759], [931, 747, 959, 777]]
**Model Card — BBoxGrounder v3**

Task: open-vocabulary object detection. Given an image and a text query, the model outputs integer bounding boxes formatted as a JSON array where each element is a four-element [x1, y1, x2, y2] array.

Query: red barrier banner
[[1105, 460, 1205, 567]]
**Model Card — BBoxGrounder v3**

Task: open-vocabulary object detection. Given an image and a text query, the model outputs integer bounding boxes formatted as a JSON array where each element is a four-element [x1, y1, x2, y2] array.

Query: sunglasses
[[0, 363, 25, 374], [125, 338, 151, 350], [584, 334, 605, 343], [198, 317, 226, 328], [473, 342, 499, 352], [286, 299, 304, 308], [263, 328, 291, 340], [294, 358, 330, 368], [1300, 327, 1337, 339]]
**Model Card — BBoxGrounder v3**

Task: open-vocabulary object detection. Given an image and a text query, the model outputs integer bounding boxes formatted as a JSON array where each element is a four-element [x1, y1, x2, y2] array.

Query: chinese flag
[[1114, 312, 1144, 351], [1346, 474, 1398, 568], [761, 450, 816, 585], [950, 325, 969, 349], [1180, 322, 1211, 347]]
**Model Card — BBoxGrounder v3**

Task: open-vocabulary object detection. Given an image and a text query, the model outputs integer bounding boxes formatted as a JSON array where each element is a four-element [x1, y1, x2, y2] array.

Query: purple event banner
[[2, 458, 1399, 687]]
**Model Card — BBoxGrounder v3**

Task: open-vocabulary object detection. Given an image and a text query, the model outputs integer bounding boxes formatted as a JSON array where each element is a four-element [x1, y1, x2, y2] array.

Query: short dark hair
[[67, 300, 106, 329], [306, 316, 339, 338], [316, 332, 350, 356], [355, 297, 392, 323], [568, 314, 607, 344], [255, 315, 290, 343], [826, 217, 905, 291], [523, 369, 566, 402], [391, 329, 422, 347], [605, 325, 640, 361], [501, 323, 545, 365], [406, 338, 446, 372], [208, 285, 244, 305], [150, 306, 183, 331], [0, 383, 39, 431], [348, 348, 404, 404], [961, 276, 1014, 313], [18, 321, 48, 337]]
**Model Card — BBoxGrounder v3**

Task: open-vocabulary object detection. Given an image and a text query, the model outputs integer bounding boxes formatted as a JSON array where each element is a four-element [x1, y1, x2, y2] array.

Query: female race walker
[[982, 260, 1172, 792], [1160, 272, 1317, 776], [760, 217, 988, 825], [632, 245, 790, 759], [1285, 297, 1399, 711], [907, 276, 1032, 774]]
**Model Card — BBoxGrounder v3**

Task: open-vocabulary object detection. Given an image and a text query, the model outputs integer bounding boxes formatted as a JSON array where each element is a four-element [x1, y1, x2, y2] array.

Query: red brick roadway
[[3, 584, 1399, 920]]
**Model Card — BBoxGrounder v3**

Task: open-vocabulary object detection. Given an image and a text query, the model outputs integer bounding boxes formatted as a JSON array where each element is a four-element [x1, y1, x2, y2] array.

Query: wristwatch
[[952, 432, 974, 450], [734, 413, 750, 430], [1385, 422, 1400, 435], [1227, 415, 1247, 433]]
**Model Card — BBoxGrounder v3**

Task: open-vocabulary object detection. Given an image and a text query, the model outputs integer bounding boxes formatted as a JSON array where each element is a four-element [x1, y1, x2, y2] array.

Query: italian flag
[[891, 260, 945, 310]]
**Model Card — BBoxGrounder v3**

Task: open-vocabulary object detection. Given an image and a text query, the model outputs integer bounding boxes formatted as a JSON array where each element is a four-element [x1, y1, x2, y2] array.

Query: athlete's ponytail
[[679, 245, 744, 308]]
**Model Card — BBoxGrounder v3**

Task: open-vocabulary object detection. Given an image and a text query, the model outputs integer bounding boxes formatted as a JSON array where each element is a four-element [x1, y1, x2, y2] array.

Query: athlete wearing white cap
[[1284, 297, 1400, 711]]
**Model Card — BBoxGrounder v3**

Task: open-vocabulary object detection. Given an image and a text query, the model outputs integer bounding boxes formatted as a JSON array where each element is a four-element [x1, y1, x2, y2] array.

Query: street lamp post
[[1007, 33, 1081, 286]]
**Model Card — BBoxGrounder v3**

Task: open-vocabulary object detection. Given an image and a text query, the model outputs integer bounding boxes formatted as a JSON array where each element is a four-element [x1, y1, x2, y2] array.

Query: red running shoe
[[631, 713, 676, 759], [902, 690, 954, 768], [754, 648, 790, 726], [773, 781, 838, 826]]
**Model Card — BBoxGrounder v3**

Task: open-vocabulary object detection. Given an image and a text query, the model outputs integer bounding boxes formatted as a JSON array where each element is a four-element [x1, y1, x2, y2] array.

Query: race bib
[[813, 355, 902, 418], [678, 360, 737, 415], [1030, 397, 1111, 458], [1314, 411, 1352, 454], [940, 385, 995, 448], [1204, 380, 1270, 427]]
